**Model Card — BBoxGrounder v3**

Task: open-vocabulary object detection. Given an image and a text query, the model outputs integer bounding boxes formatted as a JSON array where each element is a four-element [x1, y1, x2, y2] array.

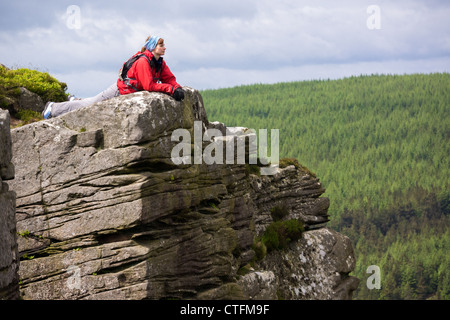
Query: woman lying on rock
[[42, 35, 184, 119]]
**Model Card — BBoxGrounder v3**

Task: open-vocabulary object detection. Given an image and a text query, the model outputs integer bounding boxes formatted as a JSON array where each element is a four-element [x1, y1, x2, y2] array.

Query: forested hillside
[[201, 73, 449, 300]]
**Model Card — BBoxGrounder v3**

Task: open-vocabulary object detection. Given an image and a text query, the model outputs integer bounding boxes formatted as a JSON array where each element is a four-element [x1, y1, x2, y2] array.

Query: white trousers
[[51, 83, 120, 117]]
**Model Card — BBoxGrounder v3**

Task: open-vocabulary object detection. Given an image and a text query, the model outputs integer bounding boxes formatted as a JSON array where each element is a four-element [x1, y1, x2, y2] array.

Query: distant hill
[[201, 73, 450, 300]]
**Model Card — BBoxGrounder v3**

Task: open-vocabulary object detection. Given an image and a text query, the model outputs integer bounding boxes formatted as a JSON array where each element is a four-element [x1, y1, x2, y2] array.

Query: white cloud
[[53, 70, 118, 97]]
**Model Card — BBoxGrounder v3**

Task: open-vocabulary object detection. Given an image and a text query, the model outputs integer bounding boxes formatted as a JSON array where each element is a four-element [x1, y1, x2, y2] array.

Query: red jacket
[[117, 49, 181, 95]]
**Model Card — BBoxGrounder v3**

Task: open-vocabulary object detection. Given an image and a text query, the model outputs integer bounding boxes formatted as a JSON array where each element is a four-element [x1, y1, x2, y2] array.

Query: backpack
[[118, 53, 154, 91]]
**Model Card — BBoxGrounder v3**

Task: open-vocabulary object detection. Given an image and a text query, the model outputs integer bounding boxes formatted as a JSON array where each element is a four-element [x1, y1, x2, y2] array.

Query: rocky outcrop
[[0, 110, 19, 300], [18, 87, 45, 113], [1, 64, 67, 125], [1, 85, 45, 117], [9, 87, 359, 300]]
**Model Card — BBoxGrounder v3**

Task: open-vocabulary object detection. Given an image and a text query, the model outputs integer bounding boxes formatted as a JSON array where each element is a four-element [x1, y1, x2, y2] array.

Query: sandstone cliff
[[8, 87, 359, 300]]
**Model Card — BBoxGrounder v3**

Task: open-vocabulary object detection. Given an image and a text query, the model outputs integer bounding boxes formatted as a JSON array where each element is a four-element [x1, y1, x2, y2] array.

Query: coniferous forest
[[201, 73, 449, 300]]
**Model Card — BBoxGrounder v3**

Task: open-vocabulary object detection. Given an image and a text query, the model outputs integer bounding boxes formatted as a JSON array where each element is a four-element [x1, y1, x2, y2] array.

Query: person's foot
[[42, 102, 54, 119]]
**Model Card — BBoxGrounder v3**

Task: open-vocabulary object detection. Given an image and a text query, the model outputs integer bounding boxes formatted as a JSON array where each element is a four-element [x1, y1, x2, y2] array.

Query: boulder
[[9, 87, 359, 300], [259, 228, 360, 300], [18, 87, 45, 113]]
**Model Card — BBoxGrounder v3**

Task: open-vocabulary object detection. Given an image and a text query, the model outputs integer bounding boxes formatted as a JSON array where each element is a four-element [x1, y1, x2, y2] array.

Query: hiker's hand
[[173, 87, 185, 101]]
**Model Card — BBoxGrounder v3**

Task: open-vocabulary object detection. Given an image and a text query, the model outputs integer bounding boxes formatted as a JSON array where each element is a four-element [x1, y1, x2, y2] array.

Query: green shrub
[[0, 65, 68, 102], [245, 163, 261, 176], [16, 109, 42, 125], [252, 239, 267, 261], [279, 157, 300, 169], [261, 219, 304, 252]]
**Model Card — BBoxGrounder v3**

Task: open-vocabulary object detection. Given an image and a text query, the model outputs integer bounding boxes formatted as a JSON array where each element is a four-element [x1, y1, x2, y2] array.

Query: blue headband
[[144, 36, 161, 52]]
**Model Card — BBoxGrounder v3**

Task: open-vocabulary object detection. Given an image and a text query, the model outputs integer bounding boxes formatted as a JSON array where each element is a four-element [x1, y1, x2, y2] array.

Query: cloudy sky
[[1, 0, 449, 97]]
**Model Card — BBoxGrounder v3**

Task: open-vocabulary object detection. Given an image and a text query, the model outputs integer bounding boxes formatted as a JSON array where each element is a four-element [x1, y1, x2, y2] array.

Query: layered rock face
[[0, 110, 19, 300], [9, 88, 359, 300]]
